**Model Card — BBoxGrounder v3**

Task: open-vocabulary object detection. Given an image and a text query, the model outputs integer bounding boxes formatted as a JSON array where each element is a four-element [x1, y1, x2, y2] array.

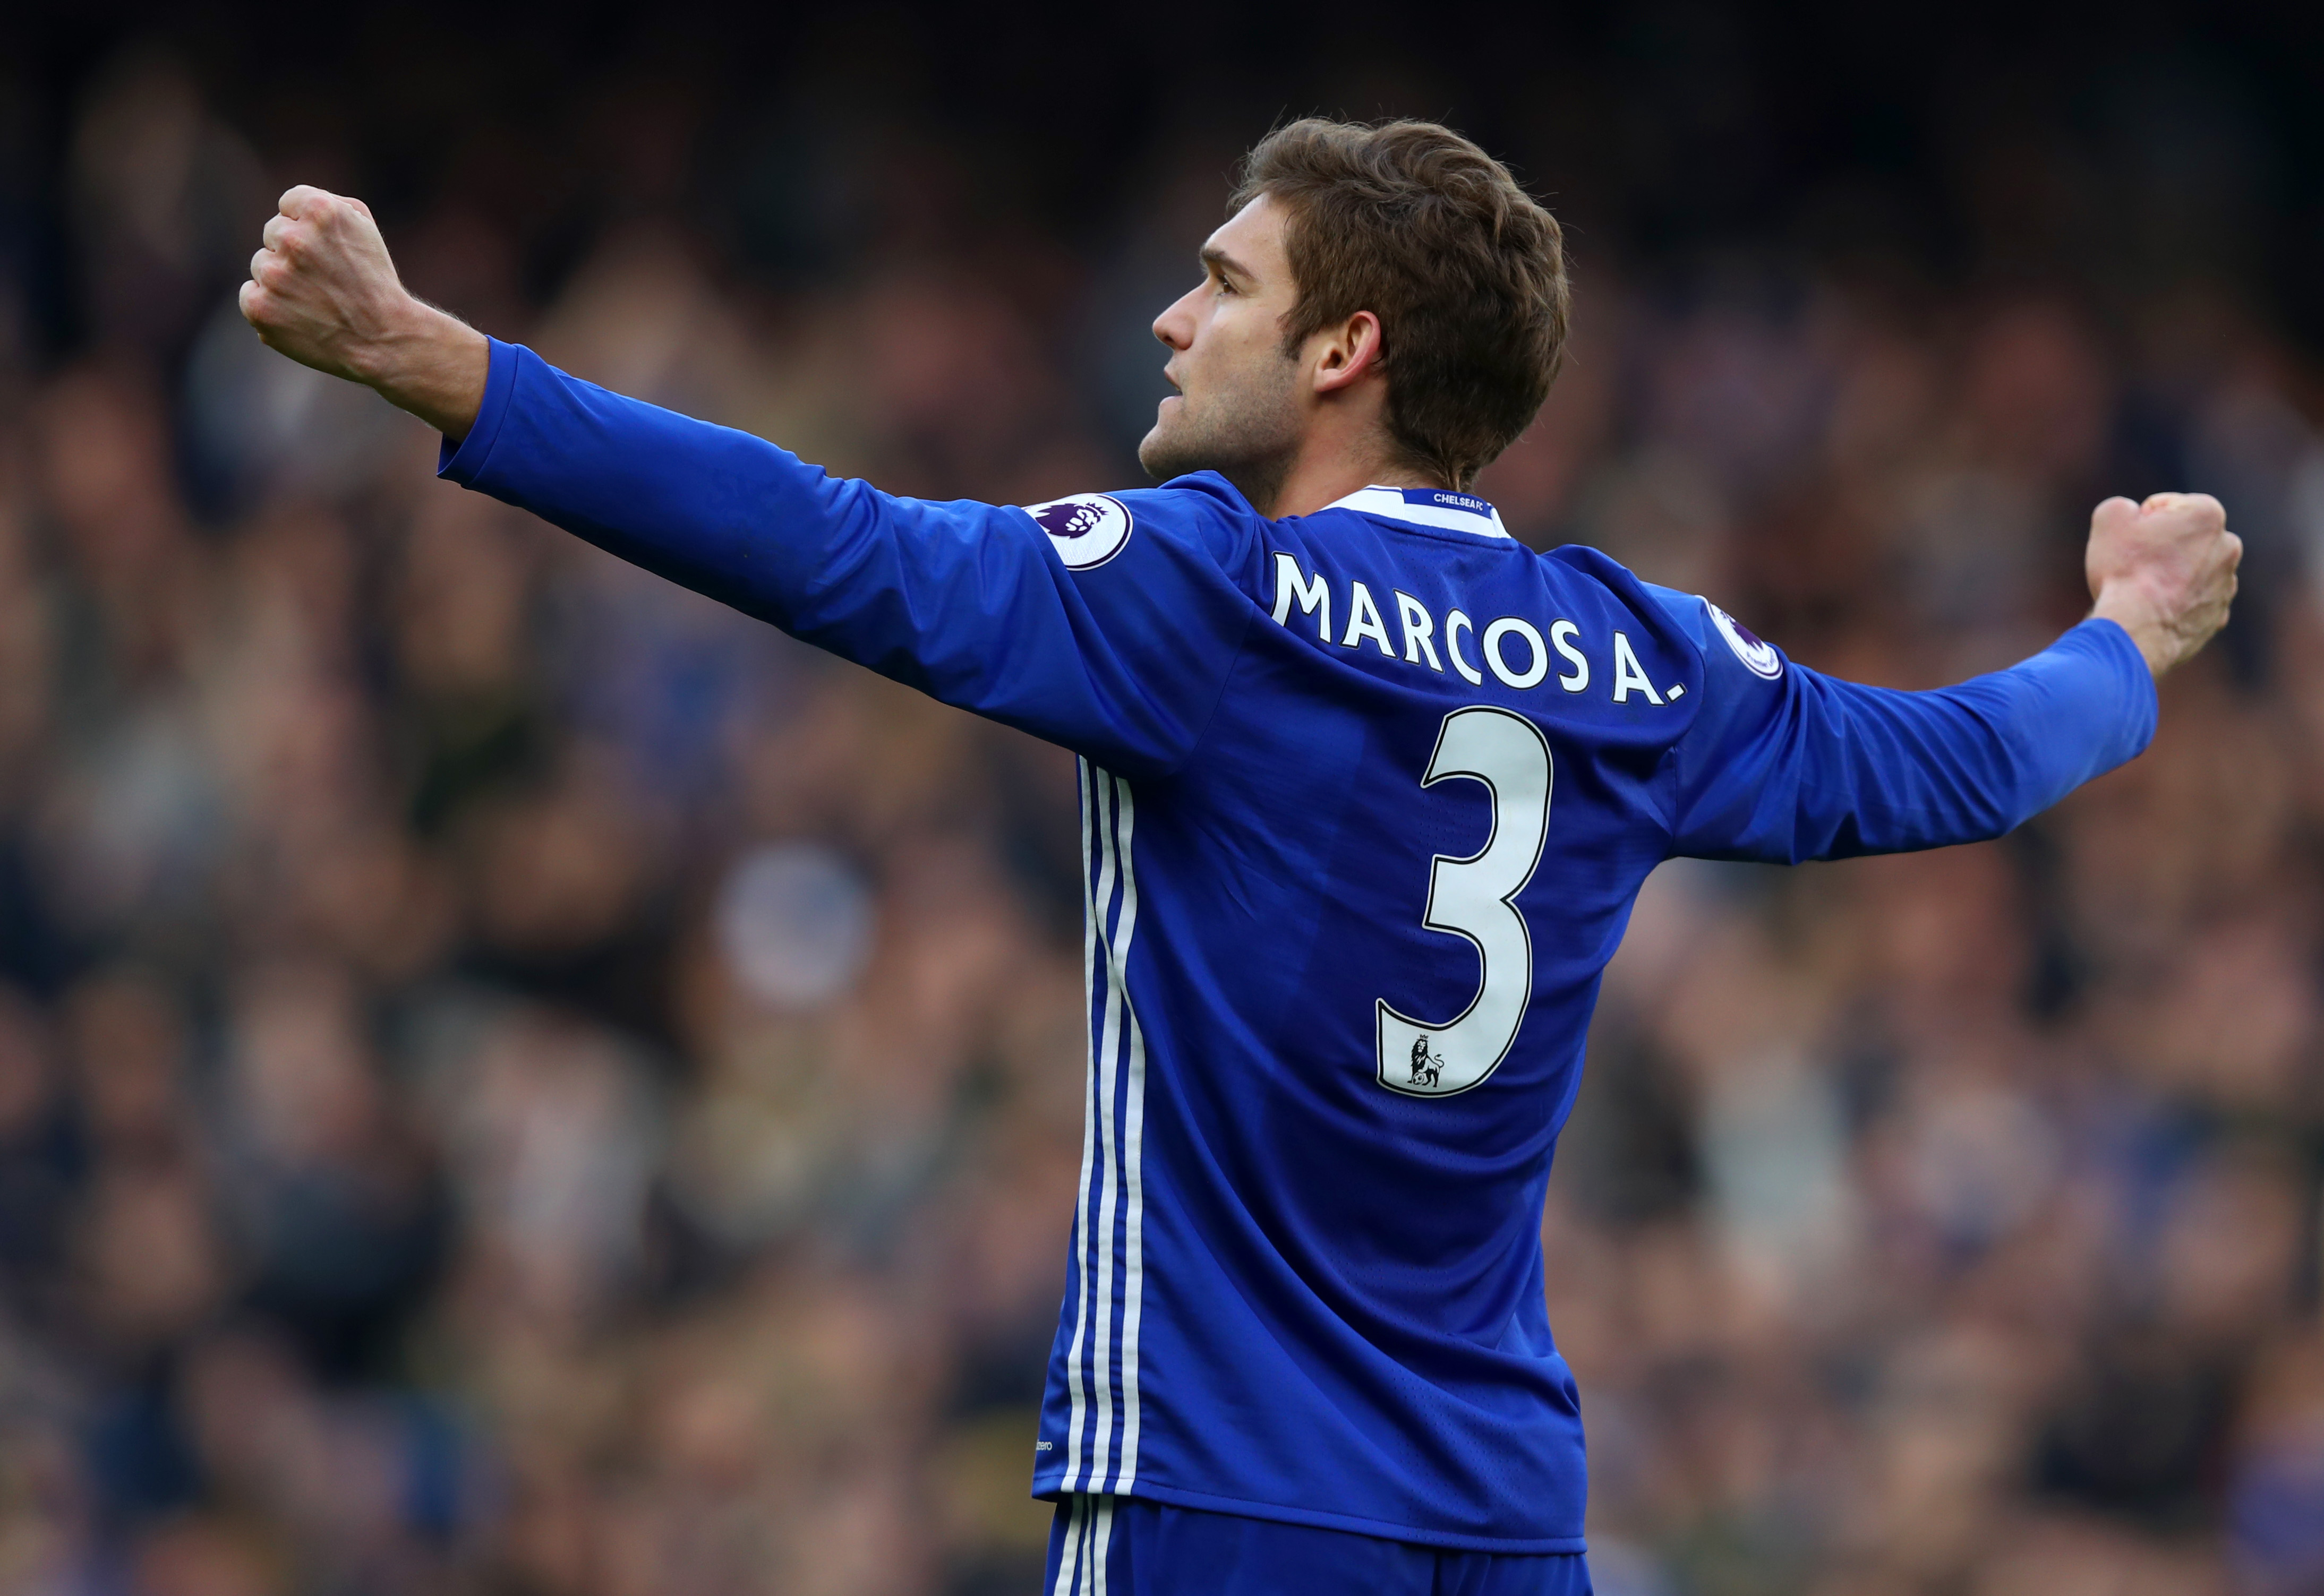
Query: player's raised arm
[[1664, 492, 2240, 864], [239, 187, 1255, 778]]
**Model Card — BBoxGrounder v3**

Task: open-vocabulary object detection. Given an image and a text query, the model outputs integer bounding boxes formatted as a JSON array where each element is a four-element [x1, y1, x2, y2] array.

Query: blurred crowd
[[0, 38, 2321, 1596]]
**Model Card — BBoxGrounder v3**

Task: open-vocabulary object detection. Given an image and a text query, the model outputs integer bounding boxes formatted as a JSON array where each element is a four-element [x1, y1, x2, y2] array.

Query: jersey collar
[[1321, 485, 1513, 540]]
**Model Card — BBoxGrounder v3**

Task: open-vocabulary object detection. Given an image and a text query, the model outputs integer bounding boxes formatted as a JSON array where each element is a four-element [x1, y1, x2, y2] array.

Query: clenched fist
[[2085, 493, 2242, 678], [240, 186, 488, 439]]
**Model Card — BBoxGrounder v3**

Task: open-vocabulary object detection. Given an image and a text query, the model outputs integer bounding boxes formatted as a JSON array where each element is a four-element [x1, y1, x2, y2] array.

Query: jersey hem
[[2073, 615, 2160, 753], [435, 336, 520, 486], [1029, 1475, 1588, 1555]]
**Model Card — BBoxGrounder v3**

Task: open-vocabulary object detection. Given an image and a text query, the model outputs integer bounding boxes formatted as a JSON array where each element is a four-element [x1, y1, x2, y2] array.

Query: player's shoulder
[[1546, 545, 1788, 683], [1537, 543, 1703, 650], [1016, 471, 1265, 576]]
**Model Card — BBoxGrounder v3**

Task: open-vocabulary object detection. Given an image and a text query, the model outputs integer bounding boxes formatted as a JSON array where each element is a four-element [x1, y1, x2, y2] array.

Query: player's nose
[[1151, 285, 1199, 351]]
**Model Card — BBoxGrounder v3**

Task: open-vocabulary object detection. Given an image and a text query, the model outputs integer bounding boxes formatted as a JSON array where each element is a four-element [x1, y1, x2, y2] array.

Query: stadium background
[[4, 2, 2324, 1592]]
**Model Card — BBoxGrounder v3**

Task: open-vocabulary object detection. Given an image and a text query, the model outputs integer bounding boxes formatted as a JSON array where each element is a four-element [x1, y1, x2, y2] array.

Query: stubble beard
[[1138, 358, 1304, 516]]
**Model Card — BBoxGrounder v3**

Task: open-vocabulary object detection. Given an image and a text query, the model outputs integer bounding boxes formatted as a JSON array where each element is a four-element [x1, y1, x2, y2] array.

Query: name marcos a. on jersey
[[441, 336, 2161, 1554]]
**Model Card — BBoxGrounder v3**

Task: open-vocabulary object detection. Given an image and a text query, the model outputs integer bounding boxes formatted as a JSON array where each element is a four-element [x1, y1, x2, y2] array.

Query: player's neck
[[1261, 449, 1444, 520]]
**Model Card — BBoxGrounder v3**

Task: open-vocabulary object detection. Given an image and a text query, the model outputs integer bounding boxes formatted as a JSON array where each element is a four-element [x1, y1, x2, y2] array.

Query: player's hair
[[1231, 118, 1569, 491]]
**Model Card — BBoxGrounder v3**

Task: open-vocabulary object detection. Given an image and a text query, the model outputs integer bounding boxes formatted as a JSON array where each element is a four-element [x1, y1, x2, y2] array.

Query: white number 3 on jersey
[[1376, 706, 1552, 1097]]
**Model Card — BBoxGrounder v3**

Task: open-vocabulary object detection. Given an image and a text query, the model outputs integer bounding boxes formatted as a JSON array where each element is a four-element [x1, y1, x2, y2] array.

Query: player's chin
[[1141, 400, 1256, 484], [1138, 415, 1191, 481]]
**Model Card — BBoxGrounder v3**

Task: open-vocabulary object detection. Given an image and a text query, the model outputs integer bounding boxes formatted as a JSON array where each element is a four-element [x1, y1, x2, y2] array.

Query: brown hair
[[1231, 118, 1569, 491]]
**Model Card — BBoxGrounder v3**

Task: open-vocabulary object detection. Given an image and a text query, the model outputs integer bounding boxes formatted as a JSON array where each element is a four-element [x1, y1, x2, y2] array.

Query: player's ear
[[1311, 311, 1385, 395]]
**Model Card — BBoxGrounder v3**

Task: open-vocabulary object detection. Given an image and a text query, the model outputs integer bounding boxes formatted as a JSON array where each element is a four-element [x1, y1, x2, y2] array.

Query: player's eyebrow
[[1200, 244, 1257, 290]]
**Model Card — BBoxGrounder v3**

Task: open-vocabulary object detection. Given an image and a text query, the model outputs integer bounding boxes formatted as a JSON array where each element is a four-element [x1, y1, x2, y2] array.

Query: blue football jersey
[[442, 340, 2157, 1550]]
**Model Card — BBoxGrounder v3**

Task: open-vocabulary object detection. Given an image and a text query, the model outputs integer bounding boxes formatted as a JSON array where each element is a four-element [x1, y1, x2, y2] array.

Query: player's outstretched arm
[[240, 186, 488, 439], [237, 186, 1250, 780], [1667, 491, 2241, 864], [2083, 492, 2241, 677]]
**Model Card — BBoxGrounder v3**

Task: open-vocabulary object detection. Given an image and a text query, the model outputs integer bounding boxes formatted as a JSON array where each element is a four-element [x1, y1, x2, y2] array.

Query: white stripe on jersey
[[1061, 761, 1100, 1490], [1087, 773, 1125, 1490], [1061, 767, 1150, 1495], [1109, 781, 1147, 1492]]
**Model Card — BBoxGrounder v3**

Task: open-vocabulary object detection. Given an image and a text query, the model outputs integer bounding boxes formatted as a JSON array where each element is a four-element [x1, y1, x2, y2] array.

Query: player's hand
[[240, 186, 411, 383], [239, 186, 488, 439], [2084, 492, 2241, 678]]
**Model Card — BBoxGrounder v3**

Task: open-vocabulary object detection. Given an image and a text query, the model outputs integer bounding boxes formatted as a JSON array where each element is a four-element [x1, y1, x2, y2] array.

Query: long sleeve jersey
[[440, 338, 2156, 1550]]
